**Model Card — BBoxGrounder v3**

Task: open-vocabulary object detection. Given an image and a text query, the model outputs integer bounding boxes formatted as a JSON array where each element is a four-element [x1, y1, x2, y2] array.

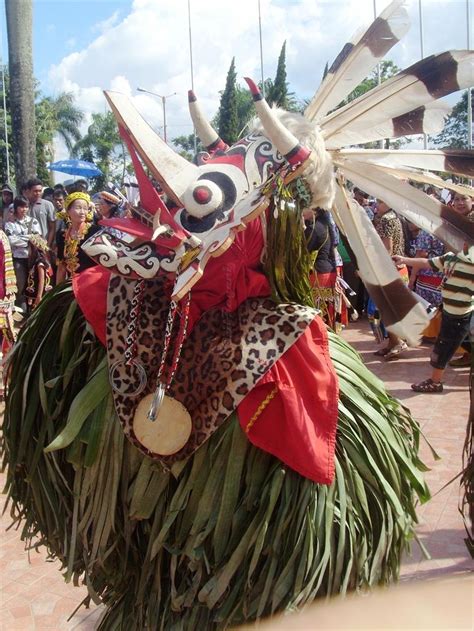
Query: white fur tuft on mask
[[250, 108, 335, 210]]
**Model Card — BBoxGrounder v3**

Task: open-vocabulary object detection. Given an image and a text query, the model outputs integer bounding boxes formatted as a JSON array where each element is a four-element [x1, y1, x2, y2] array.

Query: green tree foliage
[[189, 45, 302, 153], [268, 41, 288, 108], [217, 58, 239, 145], [0, 70, 85, 187], [73, 111, 125, 190], [430, 89, 472, 149], [172, 133, 203, 162], [36, 93, 84, 184]]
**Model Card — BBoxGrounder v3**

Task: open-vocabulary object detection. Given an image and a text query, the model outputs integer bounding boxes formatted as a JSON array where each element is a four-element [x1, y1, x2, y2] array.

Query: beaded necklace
[[64, 221, 92, 275]]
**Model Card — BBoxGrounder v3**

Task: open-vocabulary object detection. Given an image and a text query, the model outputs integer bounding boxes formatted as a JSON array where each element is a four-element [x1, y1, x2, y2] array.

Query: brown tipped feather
[[321, 51, 474, 147], [336, 149, 474, 177], [335, 160, 474, 251], [305, 0, 409, 121], [334, 181, 428, 345]]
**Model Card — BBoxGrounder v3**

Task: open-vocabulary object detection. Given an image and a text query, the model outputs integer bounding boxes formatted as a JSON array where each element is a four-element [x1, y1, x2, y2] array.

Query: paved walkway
[[343, 321, 472, 584], [0, 319, 472, 629]]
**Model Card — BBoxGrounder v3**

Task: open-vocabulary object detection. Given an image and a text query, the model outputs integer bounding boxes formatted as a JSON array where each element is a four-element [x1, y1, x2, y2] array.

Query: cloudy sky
[[1, 0, 472, 155]]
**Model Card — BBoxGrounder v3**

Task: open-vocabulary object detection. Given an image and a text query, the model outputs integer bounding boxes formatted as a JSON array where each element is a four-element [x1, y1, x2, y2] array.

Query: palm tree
[[36, 93, 84, 183], [73, 111, 125, 190], [5, 0, 36, 186], [37, 93, 84, 152]]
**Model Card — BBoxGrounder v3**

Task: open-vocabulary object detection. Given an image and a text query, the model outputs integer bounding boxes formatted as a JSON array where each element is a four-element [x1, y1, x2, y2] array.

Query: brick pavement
[[0, 319, 472, 629], [343, 321, 472, 584]]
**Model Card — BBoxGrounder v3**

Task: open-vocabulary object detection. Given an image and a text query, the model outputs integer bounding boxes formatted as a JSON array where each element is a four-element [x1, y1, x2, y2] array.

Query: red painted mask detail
[[193, 186, 212, 204]]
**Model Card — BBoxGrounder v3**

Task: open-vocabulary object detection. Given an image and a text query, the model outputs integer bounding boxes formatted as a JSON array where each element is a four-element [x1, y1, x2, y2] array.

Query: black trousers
[[13, 257, 28, 312], [430, 311, 471, 369]]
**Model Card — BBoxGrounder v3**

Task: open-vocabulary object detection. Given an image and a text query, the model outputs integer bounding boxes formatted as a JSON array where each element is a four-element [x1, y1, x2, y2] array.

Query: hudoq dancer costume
[[3, 1, 473, 628]]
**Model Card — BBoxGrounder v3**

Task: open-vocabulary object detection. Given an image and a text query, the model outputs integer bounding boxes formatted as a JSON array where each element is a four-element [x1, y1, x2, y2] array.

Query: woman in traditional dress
[[371, 200, 409, 360], [24, 235, 53, 312], [411, 231, 445, 307], [0, 229, 16, 359], [56, 192, 101, 283], [305, 208, 347, 331]]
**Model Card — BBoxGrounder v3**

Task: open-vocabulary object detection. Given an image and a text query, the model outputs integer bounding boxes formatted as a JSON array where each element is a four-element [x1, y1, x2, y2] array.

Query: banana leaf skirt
[[2, 282, 429, 630]]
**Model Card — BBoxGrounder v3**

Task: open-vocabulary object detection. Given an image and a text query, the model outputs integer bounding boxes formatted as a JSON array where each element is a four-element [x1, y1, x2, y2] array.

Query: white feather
[[320, 51, 474, 147], [335, 160, 473, 252], [334, 181, 428, 345], [305, 0, 409, 122], [325, 102, 450, 149], [336, 148, 474, 177], [350, 162, 474, 197]]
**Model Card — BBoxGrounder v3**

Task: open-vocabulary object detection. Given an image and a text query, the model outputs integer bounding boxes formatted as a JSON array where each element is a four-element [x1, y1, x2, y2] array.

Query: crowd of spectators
[[0, 177, 124, 320], [334, 186, 473, 392], [0, 176, 472, 394], [303, 183, 472, 392]]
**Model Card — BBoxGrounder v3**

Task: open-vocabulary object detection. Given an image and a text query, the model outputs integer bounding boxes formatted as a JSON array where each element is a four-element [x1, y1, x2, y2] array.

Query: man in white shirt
[[24, 178, 56, 248], [4, 196, 41, 312]]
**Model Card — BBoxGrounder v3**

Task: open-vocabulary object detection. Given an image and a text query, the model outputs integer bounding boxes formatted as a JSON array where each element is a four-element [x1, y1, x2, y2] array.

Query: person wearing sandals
[[372, 200, 409, 360], [393, 246, 474, 393], [447, 193, 473, 366]]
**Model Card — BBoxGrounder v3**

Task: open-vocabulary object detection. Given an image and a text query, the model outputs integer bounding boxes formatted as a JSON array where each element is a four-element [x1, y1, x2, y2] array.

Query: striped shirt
[[429, 249, 474, 316]]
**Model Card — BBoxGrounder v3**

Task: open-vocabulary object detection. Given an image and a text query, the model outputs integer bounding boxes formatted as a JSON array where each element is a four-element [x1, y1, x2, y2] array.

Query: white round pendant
[[133, 393, 192, 456]]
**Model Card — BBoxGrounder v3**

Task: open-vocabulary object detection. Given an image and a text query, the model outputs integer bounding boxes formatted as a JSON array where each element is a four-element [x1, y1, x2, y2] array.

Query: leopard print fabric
[[107, 275, 317, 465]]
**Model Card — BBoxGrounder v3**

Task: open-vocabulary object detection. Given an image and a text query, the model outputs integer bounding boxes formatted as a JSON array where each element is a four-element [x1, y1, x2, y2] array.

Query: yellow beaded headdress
[[65, 192, 90, 210], [57, 192, 93, 222]]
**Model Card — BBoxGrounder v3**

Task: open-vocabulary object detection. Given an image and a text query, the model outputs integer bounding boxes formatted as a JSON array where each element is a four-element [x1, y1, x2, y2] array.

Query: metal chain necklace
[[110, 280, 193, 455], [147, 293, 190, 421], [131, 291, 192, 457], [109, 280, 147, 396]]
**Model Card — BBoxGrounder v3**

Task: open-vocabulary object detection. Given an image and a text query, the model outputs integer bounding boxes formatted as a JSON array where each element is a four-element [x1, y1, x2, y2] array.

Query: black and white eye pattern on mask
[[178, 163, 248, 235], [177, 135, 283, 237]]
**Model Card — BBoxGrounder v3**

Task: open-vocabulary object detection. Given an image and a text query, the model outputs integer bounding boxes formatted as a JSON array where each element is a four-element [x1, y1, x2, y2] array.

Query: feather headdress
[[95, 0, 473, 345]]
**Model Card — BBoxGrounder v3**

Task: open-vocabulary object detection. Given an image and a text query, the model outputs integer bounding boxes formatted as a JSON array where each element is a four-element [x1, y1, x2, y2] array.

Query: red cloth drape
[[238, 317, 338, 483], [73, 217, 339, 483], [73, 265, 109, 345]]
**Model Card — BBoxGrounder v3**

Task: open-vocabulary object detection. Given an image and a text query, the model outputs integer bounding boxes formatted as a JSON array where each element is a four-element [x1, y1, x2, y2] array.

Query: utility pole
[[373, 0, 384, 149], [419, 0, 428, 149], [137, 87, 177, 143], [187, 0, 197, 154], [467, 0, 472, 150]]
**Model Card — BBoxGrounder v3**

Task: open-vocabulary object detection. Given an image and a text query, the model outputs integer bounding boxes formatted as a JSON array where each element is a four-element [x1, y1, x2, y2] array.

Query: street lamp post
[[137, 87, 176, 143]]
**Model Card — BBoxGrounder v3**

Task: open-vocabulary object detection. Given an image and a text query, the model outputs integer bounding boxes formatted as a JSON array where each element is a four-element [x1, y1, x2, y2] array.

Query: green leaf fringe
[[2, 282, 429, 629], [263, 180, 316, 307]]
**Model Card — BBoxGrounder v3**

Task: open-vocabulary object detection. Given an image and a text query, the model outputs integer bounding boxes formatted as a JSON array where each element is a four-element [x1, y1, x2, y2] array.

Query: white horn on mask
[[188, 90, 228, 153], [105, 90, 198, 206], [244, 77, 311, 166]]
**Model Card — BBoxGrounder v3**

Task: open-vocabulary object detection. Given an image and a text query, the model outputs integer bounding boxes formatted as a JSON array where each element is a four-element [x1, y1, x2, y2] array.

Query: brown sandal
[[411, 379, 443, 393]]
